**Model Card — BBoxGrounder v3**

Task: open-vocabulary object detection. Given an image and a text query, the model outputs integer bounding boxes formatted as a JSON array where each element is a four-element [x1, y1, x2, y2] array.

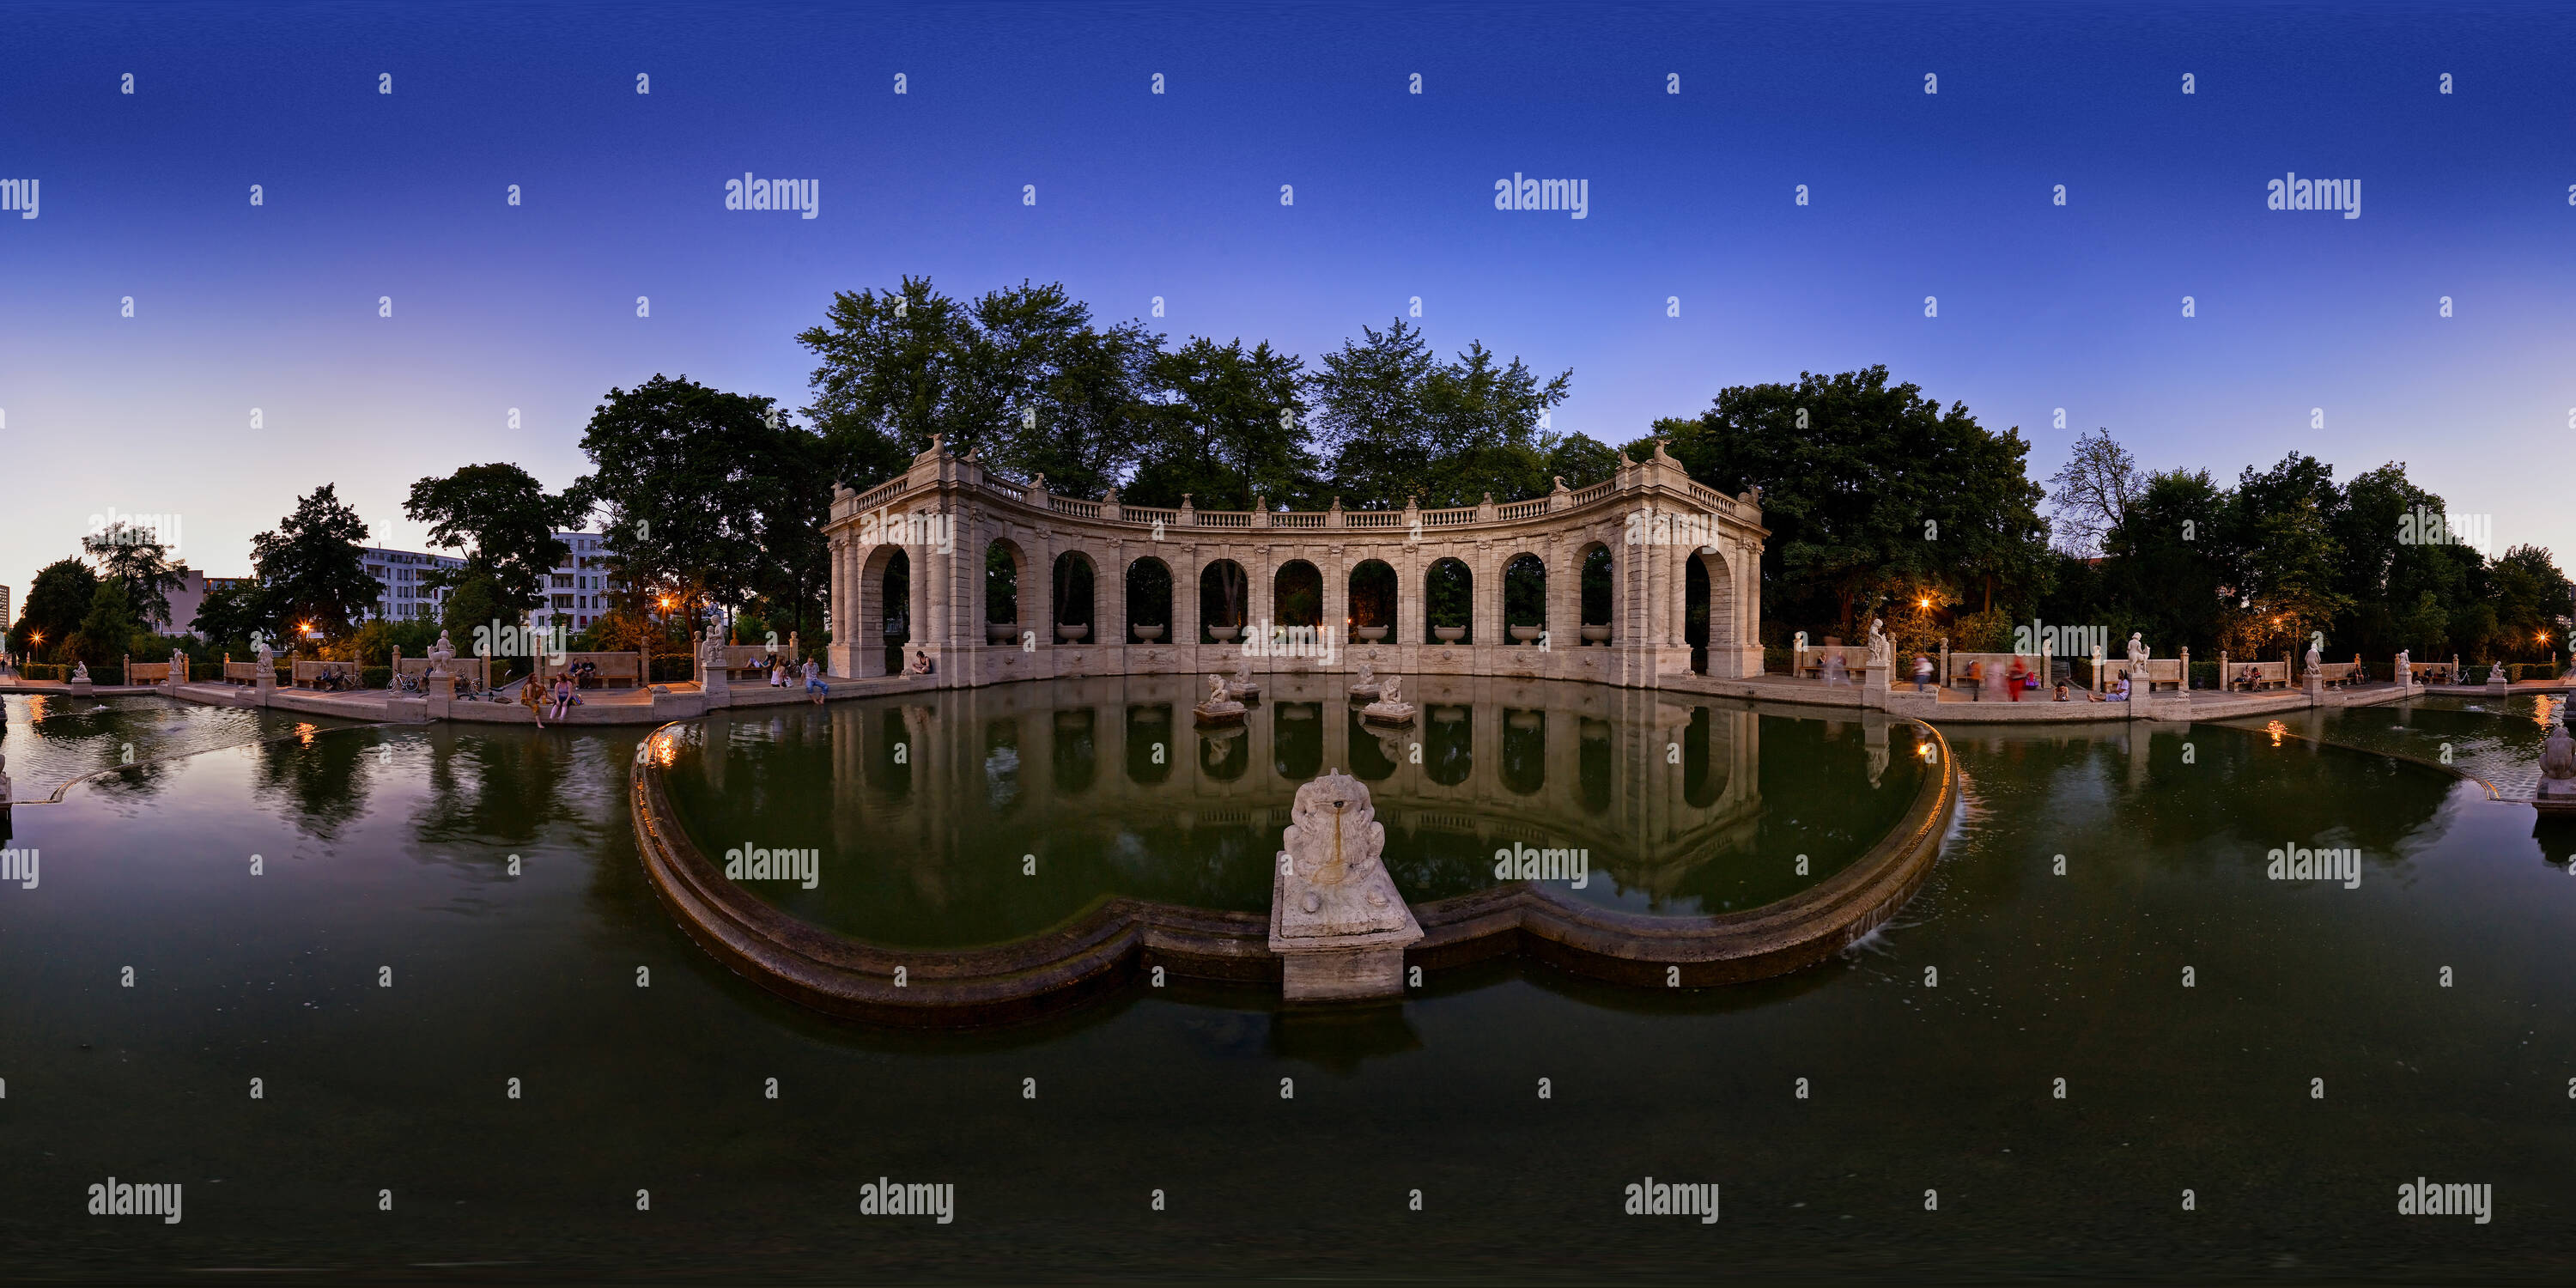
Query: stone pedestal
[[427, 672, 455, 720], [1269, 771, 1420, 1003]]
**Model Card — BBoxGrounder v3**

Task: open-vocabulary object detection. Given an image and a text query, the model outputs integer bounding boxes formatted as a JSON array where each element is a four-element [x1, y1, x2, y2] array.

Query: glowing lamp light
[[1917, 598, 1931, 609]]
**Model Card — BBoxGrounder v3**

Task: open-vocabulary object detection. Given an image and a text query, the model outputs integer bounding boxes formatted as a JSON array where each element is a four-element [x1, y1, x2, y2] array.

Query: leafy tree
[[2099, 468, 2228, 652], [70, 578, 144, 669], [248, 485, 380, 642], [190, 581, 268, 651], [1127, 337, 1315, 510], [9, 558, 99, 660], [799, 278, 1157, 497], [1650, 367, 2050, 638], [82, 521, 187, 630], [404, 463, 580, 615], [1309, 319, 1571, 508], [440, 574, 505, 649]]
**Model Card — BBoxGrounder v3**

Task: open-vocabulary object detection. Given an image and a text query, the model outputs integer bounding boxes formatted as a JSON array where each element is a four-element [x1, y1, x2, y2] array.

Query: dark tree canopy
[[249, 484, 380, 642]]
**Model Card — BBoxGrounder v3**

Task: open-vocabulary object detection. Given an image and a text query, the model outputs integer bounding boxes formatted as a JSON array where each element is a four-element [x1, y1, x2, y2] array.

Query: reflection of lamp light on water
[[2264, 720, 2287, 748]]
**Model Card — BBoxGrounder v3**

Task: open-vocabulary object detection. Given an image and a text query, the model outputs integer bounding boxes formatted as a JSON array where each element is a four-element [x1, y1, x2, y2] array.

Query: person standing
[[2005, 655, 2029, 702], [1912, 653, 1934, 692]]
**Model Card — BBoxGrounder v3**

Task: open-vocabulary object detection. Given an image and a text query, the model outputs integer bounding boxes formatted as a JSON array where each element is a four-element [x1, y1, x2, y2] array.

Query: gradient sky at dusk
[[5, 1, 2573, 614]]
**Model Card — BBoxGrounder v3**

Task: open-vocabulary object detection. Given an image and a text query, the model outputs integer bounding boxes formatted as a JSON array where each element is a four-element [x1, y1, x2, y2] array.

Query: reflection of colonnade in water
[[783, 674, 1767, 906]]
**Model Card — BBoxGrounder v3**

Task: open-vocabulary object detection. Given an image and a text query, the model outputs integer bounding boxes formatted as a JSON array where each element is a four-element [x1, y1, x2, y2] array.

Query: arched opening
[[1580, 544, 1613, 645], [1700, 550, 1736, 674], [1126, 703, 1173, 783], [1424, 703, 1472, 785], [1126, 557, 1173, 643], [1273, 702, 1322, 780], [1503, 553, 1546, 644], [877, 547, 911, 676], [1200, 559, 1249, 643], [1274, 560, 1322, 632], [1501, 708, 1545, 794], [1578, 718, 1613, 813], [1199, 726, 1248, 781], [1347, 709, 1400, 781], [1052, 552, 1095, 643], [1349, 559, 1397, 643], [984, 540, 1023, 646], [1425, 557, 1472, 645], [1684, 707, 1719, 807], [1686, 556, 1710, 674], [1052, 706, 1096, 793]]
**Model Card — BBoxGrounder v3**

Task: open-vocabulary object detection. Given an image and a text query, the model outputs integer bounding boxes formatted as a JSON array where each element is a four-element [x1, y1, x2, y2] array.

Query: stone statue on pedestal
[[1866, 618, 1892, 672], [171, 647, 189, 685], [1269, 770, 1419, 1000], [70, 660, 89, 683], [1361, 675, 1417, 726], [1350, 662, 1381, 701], [1194, 673, 1247, 726], [2126, 632, 2149, 672], [427, 630, 457, 675], [2396, 649, 2411, 687], [2540, 707, 2576, 810]]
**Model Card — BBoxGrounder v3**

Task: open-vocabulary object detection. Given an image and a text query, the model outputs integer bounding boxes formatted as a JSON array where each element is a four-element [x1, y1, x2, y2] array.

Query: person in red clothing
[[2004, 654, 2029, 702]]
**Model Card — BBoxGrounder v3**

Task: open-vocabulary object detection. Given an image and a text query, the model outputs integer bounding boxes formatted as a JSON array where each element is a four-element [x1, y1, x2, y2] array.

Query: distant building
[[360, 547, 467, 624], [531, 532, 620, 638], [0, 583, 11, 634]]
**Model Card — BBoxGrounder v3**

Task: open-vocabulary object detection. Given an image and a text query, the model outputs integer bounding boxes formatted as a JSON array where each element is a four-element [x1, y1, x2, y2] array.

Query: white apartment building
[[361, 546, 466, 623], [531, 532, 620, 638]]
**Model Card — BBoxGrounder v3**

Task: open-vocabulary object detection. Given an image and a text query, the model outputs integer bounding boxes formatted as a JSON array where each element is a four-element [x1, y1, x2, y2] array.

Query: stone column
[[1172, 543, 1201, 649], [1320, 547, 1348, 657], [1097, 540, 1127, 650], [1473, 541, 1501, 648]]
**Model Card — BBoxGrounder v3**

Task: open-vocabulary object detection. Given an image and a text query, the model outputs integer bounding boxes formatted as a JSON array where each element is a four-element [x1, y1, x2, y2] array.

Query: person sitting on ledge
[[2053, 681, 2073, 702], [905, 647, 934, 676], [803, 657, 826, 705]]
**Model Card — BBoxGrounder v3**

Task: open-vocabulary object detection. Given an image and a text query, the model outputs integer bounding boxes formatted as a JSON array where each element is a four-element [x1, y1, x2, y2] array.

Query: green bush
[[362, 666, 392, 690], [651, 653, 694, 683]]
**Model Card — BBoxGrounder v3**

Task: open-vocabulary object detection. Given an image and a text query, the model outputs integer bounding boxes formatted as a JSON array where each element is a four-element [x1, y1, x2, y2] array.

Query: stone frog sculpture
[[1269, 770, 1422, 999], [2540, 711, 2576, 808]]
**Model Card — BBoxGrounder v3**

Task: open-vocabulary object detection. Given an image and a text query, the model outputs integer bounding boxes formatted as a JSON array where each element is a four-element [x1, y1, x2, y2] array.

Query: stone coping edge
[[629, 720, 1958, 1026]]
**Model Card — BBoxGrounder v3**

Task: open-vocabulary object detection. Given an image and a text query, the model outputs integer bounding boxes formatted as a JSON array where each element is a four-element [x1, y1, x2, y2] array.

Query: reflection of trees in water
[[410, 728, 580, 849], [1052, 708, 1096, 794], [1579, 720, 1613, 813], [1379, 823, 1498, 902], [1126, 706, 1172, 783], [1273, 703, 1322, 780], [1501, 709, 1544, 795], [1346, 711, 1400, 781], [984, 718, 1021, 811], [876, 708, 911, 798], [253, 725, 375, 841], [1684, 708, 1719, 808], [1424, 708, 1472, 786]]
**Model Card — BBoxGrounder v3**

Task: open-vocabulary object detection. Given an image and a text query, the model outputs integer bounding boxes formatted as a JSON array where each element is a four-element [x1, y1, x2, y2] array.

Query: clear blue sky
[[4, 1, 2573, 611]]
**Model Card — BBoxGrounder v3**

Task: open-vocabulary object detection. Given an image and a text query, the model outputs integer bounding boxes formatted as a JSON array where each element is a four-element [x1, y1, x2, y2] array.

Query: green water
[[657, 676, 1930, 947], [4, 688, 2573, 1280]]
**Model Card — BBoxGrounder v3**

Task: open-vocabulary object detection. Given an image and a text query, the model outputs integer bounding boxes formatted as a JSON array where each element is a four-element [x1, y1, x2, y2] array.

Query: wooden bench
[[222, 659, 266, 685], [2408, 661, 2462, 686], [394, 656, 492, 690], [291, 659, 362, 690], [2314, 660, 2365, 686], [1792, 645, 1874, 682], [709, 643, 795, 680], [124, 659, 175, 684], [2222, 660, 2291, 691], [537, 651, 647, 690]]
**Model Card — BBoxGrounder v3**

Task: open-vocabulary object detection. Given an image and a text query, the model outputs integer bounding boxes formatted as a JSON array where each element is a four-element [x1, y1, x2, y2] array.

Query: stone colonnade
[[823, 436, 1770, 690]]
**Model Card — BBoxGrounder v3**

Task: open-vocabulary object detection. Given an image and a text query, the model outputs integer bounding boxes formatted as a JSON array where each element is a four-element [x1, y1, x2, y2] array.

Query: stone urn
[[1508, 625, 1543, 644], [1354, 625, 1388, 643], [1580, 624, 1612, 645], [987, 622, 1017, 645], [1432, 626, 1467, 644], [1056, 623, 1091, 643], [1207, 625, 1241, 642], [1132, 623, 1165, 641]]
